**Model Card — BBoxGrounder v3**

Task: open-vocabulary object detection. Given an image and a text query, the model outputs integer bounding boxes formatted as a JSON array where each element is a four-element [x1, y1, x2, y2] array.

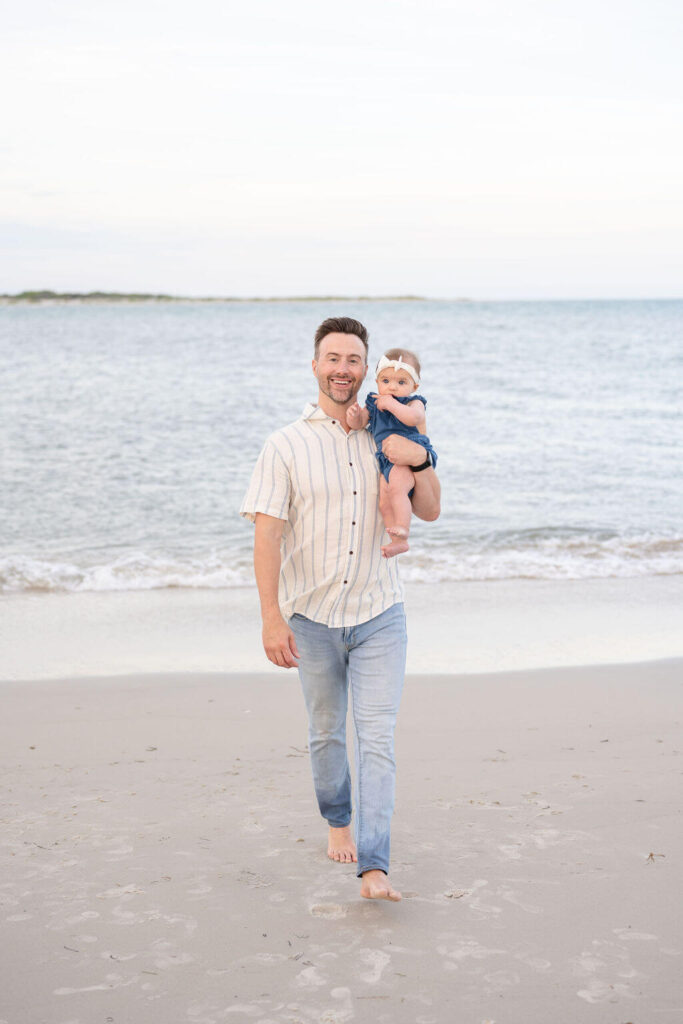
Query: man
[[240, 316, 440, 901]]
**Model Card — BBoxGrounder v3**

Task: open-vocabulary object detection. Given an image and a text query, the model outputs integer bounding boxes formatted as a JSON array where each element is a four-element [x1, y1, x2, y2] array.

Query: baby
[[347, 348, 437, 557]]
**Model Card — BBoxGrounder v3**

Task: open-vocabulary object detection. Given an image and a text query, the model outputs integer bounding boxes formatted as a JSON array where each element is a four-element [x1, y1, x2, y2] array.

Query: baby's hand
[[347, 402, 362, 426], [375, 394, 396, 411]]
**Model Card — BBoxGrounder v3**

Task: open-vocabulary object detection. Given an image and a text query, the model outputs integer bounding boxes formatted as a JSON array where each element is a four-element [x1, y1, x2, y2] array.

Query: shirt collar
[[301, 403, 368, 432], [301, 402, 332, 421]]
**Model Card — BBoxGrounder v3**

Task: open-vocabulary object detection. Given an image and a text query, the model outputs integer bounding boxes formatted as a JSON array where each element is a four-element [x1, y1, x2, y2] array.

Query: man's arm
[[409, 466, 440, 522], [381, 435, 441, 522], [253, 512, 300, 668]]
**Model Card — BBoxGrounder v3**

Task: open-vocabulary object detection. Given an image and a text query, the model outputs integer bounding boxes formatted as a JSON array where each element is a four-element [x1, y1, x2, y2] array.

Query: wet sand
[[2, 575, 683, 681], [2, 661, 682, 1022]]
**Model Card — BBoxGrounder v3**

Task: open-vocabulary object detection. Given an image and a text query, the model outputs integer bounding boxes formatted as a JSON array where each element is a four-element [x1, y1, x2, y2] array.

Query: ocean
[[1, 298, 682, 594]]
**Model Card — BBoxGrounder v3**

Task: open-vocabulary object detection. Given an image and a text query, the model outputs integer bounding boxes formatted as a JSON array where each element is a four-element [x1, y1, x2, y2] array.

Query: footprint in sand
[[578, 977, 633, 1003], [499, 887, 543, 914], [359, 948, 390, 984], [318, 987, 354, 1023], [310, 903, 347, 919], [612, 927, 657, 942], [295, 965, 327, 988]]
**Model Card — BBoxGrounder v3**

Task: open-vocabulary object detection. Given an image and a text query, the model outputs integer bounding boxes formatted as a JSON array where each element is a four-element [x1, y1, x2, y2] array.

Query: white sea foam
[[2, 529, 682, 593], [0, 551, 253, 593], [402, 527, 683, 583]]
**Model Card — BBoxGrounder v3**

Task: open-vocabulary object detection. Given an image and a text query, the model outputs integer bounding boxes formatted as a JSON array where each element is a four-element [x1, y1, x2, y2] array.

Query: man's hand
[[347, 402, 363, 428], [381, 434, 427, 466], [262, 613, 300, 668]]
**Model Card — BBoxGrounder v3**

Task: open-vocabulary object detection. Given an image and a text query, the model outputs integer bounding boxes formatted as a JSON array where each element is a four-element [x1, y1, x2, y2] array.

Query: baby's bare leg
[[378, 475, 393, 530], [381, 465, 415, 557]]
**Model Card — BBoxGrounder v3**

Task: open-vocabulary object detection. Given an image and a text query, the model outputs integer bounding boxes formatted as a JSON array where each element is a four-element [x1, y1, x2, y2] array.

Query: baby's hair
[[380, 347, 421, 377]]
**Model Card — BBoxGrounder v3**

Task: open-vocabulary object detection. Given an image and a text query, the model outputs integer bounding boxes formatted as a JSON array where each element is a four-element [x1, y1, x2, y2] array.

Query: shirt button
[[349, 461, 353, 466], [353, 490, 357, 495], [352, 521, 356, 525], [331, 420, 336, 424], [343, 580, 348, 584], [349, 550, 353, 555]]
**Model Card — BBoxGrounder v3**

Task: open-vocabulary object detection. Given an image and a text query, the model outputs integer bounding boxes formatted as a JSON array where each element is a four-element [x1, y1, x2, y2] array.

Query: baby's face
[[376, 365, 418, 397]]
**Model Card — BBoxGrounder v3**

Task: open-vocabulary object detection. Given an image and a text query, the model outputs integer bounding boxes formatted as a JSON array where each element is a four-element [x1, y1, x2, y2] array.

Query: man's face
[[313, 333, 368, 405]]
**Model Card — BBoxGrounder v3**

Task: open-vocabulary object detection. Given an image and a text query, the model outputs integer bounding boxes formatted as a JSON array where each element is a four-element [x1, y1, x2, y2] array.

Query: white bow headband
[[375, 354, 420, 386]]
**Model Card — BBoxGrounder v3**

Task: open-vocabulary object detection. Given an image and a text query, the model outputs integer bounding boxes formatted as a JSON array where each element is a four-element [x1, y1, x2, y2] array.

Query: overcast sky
[[2, 0, 682, 298]]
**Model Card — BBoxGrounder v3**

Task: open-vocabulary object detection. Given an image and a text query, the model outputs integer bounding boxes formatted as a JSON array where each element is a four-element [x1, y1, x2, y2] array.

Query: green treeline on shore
[[1, 291, 428, 304]]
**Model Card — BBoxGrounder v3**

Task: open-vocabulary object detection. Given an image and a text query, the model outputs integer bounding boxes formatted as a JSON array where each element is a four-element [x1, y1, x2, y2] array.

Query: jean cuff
[[357, 865, 388, 878]]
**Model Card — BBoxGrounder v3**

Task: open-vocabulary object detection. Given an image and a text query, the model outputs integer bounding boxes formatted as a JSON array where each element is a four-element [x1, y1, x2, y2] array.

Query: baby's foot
[[382, 526, 409, 558], [382, 537, 410, 558]]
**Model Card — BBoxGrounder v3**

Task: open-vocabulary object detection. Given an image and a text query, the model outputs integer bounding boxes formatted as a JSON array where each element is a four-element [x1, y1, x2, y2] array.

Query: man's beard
[[320, 376, 359, 405]]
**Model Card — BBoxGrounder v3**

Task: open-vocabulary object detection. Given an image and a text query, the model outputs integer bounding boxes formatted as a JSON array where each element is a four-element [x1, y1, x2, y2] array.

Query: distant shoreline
[[0, 290, 435, 305], [1, 291, 680, 305]]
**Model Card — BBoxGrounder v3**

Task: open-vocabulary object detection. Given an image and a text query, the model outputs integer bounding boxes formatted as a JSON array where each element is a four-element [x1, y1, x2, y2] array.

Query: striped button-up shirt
[[240, 403, 403, 627]]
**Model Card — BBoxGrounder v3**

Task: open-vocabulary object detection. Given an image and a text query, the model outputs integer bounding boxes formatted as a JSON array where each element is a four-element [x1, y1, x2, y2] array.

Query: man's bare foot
[[382, 538, 409, 558], [327, 825, 357, 863], [360, 870, 401, 901]]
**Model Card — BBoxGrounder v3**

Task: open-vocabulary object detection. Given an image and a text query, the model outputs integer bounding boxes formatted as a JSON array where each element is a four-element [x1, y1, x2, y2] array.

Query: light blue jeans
[[289, 603, 407, 877]]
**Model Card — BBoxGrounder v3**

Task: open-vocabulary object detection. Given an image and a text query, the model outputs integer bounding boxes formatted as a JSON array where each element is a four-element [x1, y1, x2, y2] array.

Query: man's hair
[[314, 317, 369, 360], [380, 347, 421, 378]]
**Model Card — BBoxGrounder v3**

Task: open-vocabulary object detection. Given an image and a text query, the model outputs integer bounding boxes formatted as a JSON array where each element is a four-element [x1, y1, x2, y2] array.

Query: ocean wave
[[2, 529, 683, 593], [0, 551, 254, 594], [401, 527, 683, 582]]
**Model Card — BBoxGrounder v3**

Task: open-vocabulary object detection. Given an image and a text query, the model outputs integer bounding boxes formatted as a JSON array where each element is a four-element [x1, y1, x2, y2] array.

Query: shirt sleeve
[[239, 438, 291, 524]]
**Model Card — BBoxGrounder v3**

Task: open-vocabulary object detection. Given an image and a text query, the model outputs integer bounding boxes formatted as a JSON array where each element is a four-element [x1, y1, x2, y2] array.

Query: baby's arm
[[347, 401, 370, 429], [375, 396, 425, 429]]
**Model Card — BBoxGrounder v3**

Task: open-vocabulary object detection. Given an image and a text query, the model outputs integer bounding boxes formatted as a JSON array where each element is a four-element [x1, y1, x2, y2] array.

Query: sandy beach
[[2, 659, 681, 1023]]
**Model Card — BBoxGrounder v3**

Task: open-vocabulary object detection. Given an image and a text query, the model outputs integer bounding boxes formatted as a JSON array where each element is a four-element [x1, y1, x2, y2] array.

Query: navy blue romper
[[365, 392, 438, 483]]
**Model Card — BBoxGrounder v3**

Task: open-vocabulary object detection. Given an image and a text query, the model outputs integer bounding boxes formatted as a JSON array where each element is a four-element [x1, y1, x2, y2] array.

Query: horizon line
[[2, 290, 682, 304]]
